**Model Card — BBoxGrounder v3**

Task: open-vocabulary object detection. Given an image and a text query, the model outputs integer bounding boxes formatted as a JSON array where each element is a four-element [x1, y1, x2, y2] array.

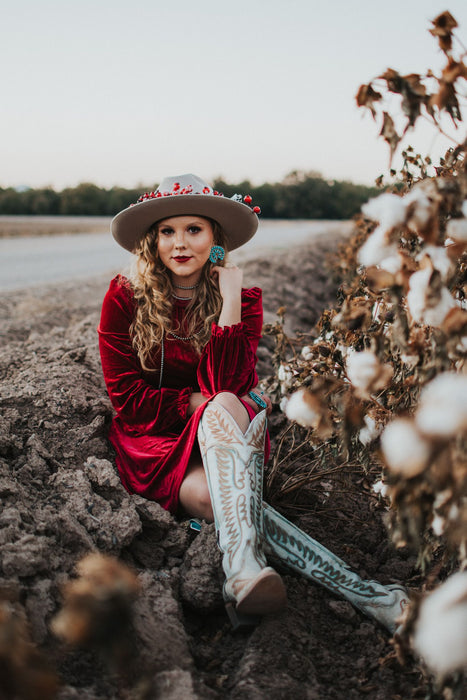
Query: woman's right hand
[[188, 392, 208, 416]]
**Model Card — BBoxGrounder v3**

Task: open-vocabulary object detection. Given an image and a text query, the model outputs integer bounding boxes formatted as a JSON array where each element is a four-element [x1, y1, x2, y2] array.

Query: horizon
[[2, 1, 467, 191]]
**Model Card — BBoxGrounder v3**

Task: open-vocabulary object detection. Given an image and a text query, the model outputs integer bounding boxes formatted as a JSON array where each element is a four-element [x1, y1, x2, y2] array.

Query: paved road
[[0, 220, 351, 291]]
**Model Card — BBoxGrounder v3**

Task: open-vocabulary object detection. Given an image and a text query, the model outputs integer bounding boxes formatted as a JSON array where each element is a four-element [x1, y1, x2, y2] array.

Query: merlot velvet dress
[[98, 275, 270, 514]]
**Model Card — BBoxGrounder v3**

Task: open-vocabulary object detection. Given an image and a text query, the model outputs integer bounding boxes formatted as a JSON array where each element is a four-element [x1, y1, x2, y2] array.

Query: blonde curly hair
[[128, 218, 227, 370]]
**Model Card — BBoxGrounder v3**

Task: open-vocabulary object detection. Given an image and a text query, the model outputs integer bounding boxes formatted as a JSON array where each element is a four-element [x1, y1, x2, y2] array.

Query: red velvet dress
[[98, 275, 270, 514]]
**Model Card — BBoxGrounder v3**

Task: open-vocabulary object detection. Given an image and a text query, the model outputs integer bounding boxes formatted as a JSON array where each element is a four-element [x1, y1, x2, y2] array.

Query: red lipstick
[[173, 256, 192, 263]]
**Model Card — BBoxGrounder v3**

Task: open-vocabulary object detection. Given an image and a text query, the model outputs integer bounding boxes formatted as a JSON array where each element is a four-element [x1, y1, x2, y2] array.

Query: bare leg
[[178, 459, 214, 521], [179, 392, 251, 520]]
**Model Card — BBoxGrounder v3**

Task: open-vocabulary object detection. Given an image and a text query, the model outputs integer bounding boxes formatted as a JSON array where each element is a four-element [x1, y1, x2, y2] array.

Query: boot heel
[[225, 602, 260, 630]]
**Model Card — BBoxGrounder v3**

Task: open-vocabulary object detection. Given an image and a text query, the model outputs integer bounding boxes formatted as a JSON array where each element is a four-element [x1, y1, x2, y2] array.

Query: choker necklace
[[174, 282, 200, 290], [172, 292, 193, 301]]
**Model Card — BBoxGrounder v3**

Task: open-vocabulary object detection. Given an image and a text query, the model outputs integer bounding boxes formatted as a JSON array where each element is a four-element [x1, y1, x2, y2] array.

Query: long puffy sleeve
[[98, 277, 192, 435], [197, 287, 263, 396]]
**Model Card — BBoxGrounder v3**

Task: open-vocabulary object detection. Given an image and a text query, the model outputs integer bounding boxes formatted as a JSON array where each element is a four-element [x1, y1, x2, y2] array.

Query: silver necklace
[[174, 282, 199, 290], [172, 292, 193, 301], [158, 334, 165, 389], [158, 329, 197, 387], [167, 330, 198, 341]]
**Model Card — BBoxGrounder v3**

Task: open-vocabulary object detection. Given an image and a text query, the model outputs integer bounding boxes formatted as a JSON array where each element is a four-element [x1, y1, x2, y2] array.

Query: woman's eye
[[159, 228, 173, 236], [188, 226, 201, 234]]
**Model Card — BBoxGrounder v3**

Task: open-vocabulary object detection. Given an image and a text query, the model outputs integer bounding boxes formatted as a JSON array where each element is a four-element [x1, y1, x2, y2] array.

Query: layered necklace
[[171, 280, 200, 301], [158, 281, 201, 387]]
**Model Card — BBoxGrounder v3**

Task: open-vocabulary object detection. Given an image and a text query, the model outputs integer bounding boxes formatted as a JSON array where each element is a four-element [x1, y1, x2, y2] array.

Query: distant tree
[[0, 176, 378, 218]]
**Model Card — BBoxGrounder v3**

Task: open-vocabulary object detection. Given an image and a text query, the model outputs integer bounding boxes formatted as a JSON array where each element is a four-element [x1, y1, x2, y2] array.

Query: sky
[[2, 0, 467, 191]]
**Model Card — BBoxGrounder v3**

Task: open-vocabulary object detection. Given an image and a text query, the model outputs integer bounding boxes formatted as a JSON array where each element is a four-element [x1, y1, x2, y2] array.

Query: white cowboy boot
[[198, 403, 287, 616], [262, 503, 409, 633]]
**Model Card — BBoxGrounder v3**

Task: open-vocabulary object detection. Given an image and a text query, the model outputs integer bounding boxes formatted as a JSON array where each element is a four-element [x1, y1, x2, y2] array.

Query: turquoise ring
[[248, 391, 267, 409]]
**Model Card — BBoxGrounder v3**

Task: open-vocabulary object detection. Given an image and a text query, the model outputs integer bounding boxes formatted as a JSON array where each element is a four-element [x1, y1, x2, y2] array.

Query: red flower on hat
[[253, 206, 261, 214], [244, 195, 252, 204]]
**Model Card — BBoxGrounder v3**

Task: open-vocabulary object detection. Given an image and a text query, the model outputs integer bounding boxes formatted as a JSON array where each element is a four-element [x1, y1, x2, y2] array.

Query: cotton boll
[[422, 289, 456, 327], [413, 571, 467, 677], [359, 415, 382, 445], [278, 363, 294, 393], [401, 353, 419, 369], [279, 397, 289, 413], [430, 514, 445, 536], [415, 372, 467, 439], [405, 188, 436, 233], [346, 351, 379, 387], [301, 346, 313, 361], [372, 479, 390, 498], [380, 253, 403, 274], [346, 351, 393, 399], [407, 267, 455, 326], [380, 418, 431, 477], [285, 388, 320, 428], [406, 267, 431, 322], [358, 226, 399, 268], [446, 218, 467, 242], [422, 245, 453, 280], [362, 193, 407, 228]]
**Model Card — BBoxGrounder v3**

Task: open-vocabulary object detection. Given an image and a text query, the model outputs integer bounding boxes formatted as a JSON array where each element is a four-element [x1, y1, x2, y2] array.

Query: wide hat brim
[[111, 194, 258, 253]]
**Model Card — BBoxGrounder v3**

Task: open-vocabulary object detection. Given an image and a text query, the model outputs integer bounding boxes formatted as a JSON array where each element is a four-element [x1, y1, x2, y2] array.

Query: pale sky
[[2, 0, 467, 190]]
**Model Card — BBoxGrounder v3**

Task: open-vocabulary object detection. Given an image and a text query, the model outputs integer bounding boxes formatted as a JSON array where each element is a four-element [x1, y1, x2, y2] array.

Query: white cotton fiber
[[380, 418, 431, 477], [415, 372, 467, 438], [285, 388, 319, 428], [413, 571, 467, 676], [362, 193, 407, 229]]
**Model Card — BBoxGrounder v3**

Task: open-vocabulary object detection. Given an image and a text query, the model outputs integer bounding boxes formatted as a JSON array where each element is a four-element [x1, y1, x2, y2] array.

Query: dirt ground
[[0, 230, 434, 699]]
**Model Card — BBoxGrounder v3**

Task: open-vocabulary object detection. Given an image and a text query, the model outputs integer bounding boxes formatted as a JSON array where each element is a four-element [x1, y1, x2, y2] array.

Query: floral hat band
[[111, 173, 261, 253]]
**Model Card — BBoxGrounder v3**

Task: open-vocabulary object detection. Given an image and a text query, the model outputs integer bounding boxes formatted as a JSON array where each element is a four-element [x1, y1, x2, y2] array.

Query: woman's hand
[[212, 265, 243, 327], [241, 390, 273, 416], [188, 392, 208, 416], [212, 264, 243, 300]]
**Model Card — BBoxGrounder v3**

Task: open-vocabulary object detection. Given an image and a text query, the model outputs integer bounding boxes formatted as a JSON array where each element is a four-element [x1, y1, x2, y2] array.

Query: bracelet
[[248, 391, 267, 410]]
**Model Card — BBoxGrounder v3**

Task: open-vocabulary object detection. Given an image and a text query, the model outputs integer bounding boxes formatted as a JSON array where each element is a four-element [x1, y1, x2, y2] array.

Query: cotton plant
[[268, 18, 467, 685], [265, 14, 467, 693]]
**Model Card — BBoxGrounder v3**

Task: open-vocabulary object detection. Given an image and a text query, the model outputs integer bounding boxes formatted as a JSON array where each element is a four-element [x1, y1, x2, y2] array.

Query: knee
[[212, 391, 243, 413]]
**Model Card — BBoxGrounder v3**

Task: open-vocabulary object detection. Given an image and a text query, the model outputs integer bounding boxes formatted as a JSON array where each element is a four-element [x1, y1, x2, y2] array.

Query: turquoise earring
[[209, 245, 225, 263]]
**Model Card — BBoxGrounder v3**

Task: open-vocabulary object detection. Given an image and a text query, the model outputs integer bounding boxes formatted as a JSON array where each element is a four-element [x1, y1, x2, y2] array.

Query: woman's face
[[156, 215, 214, 283]]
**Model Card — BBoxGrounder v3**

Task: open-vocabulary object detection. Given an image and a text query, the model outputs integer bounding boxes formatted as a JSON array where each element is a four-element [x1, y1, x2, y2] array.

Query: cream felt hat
[[111, 173, 260, 253]]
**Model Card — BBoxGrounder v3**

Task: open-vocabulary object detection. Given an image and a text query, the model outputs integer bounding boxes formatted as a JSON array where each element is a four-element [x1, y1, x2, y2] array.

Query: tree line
[[0, 171, 378, 219]]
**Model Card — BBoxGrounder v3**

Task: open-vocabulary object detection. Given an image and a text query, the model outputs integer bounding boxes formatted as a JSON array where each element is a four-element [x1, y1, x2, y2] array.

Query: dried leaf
[[365, 266, 396, 292], [379, 112, 401, 163], [379, 68, 404, 93], [401, 74, 427, 130], [441, 307, 467, 335], [429, 11, 458, 53], [355, 83, 382, 119]]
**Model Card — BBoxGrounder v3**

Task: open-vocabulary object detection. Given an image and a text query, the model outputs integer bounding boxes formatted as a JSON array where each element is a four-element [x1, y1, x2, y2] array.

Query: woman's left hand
[[241, 390, 273, 416], [212, 264, 243, 301], [213, 264, 243, 327]]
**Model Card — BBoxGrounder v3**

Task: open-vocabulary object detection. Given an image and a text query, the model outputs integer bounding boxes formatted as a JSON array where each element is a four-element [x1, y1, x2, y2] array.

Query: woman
[[99, 174, 408, 630]]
